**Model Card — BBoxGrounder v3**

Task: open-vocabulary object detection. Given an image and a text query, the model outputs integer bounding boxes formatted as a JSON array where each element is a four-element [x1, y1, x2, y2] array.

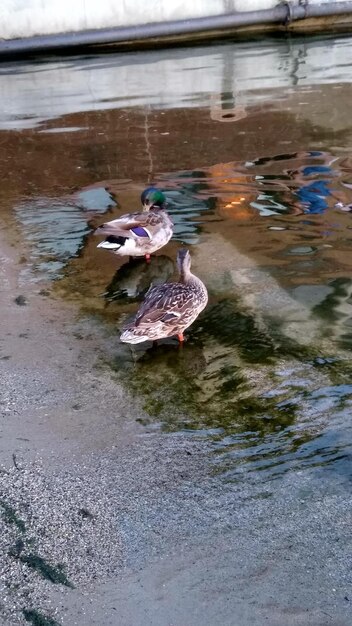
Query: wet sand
[[1, 229, 352, 626]]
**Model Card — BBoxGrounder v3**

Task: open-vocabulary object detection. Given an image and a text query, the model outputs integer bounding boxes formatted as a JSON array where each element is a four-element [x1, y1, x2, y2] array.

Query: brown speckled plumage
[[120, 249, 208, 344]]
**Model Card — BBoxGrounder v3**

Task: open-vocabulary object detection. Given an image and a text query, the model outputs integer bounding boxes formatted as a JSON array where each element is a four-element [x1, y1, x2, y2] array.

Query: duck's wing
[[95, 211, 166, 240], [134, 283, 194, 327]]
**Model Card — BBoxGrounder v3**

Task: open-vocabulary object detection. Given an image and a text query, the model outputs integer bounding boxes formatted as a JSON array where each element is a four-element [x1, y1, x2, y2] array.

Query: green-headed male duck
[[95, 187, 173, 261]]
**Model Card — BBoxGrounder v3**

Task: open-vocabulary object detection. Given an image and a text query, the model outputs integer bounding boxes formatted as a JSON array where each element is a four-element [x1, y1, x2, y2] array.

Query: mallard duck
[[120, 248, 208, 344], [95, 187, 173, 261]]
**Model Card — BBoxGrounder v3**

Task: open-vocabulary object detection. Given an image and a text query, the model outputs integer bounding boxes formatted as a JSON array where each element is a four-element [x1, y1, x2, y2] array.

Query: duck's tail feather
[[97, 235, 128, 250], [120, 329, 149, 344]]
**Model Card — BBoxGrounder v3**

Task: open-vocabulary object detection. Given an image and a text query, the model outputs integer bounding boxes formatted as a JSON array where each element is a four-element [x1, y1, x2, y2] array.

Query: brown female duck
[[120, 248, 208, 344]]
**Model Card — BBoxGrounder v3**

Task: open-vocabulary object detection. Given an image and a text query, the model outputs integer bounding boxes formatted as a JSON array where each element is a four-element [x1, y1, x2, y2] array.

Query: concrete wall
[[0, 0, 341, 40]]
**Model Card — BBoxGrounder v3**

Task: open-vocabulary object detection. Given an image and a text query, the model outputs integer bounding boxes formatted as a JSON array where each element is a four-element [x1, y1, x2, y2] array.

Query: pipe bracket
[[283, 1, 295, 24]]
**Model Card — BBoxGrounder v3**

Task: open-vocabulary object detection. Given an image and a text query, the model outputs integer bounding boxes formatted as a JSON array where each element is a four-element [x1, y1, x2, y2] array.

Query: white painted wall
[[0, 0, 337, 40]]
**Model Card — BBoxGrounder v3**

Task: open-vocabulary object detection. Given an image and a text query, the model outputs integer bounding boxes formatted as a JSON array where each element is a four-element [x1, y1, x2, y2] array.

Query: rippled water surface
[[3, 33, 352, 484]]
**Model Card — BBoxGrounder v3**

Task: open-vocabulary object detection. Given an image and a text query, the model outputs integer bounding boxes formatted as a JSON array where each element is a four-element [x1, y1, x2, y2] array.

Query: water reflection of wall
[[2, 36, 352, 129]]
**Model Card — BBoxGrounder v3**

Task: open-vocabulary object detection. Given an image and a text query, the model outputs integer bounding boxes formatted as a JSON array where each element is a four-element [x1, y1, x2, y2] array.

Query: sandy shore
[[1, 231, 352, 626]]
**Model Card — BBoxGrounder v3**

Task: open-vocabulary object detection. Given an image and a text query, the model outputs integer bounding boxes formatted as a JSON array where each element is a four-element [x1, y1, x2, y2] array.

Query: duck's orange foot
[[177, 332, 184, 343], [145, 253, 151, 263]]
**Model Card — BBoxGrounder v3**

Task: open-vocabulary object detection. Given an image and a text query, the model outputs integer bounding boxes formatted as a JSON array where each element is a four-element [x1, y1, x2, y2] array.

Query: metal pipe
[[0, 2, 352, 55]]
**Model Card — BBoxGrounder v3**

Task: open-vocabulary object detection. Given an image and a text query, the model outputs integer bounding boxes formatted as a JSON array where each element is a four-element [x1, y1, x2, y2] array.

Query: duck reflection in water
[[104, 254, 175, 303], [130, 333, 207, 374]]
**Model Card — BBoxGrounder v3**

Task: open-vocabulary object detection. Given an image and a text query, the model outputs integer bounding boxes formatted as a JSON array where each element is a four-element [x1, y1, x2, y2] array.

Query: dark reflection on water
[[103, 255, 175, 303], [4, 34, 352, 484], [110, 327, 352, 483]]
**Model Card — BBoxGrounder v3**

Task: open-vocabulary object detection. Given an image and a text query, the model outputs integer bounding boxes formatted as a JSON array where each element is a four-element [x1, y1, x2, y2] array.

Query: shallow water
[[2, 33, 352, 484]]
